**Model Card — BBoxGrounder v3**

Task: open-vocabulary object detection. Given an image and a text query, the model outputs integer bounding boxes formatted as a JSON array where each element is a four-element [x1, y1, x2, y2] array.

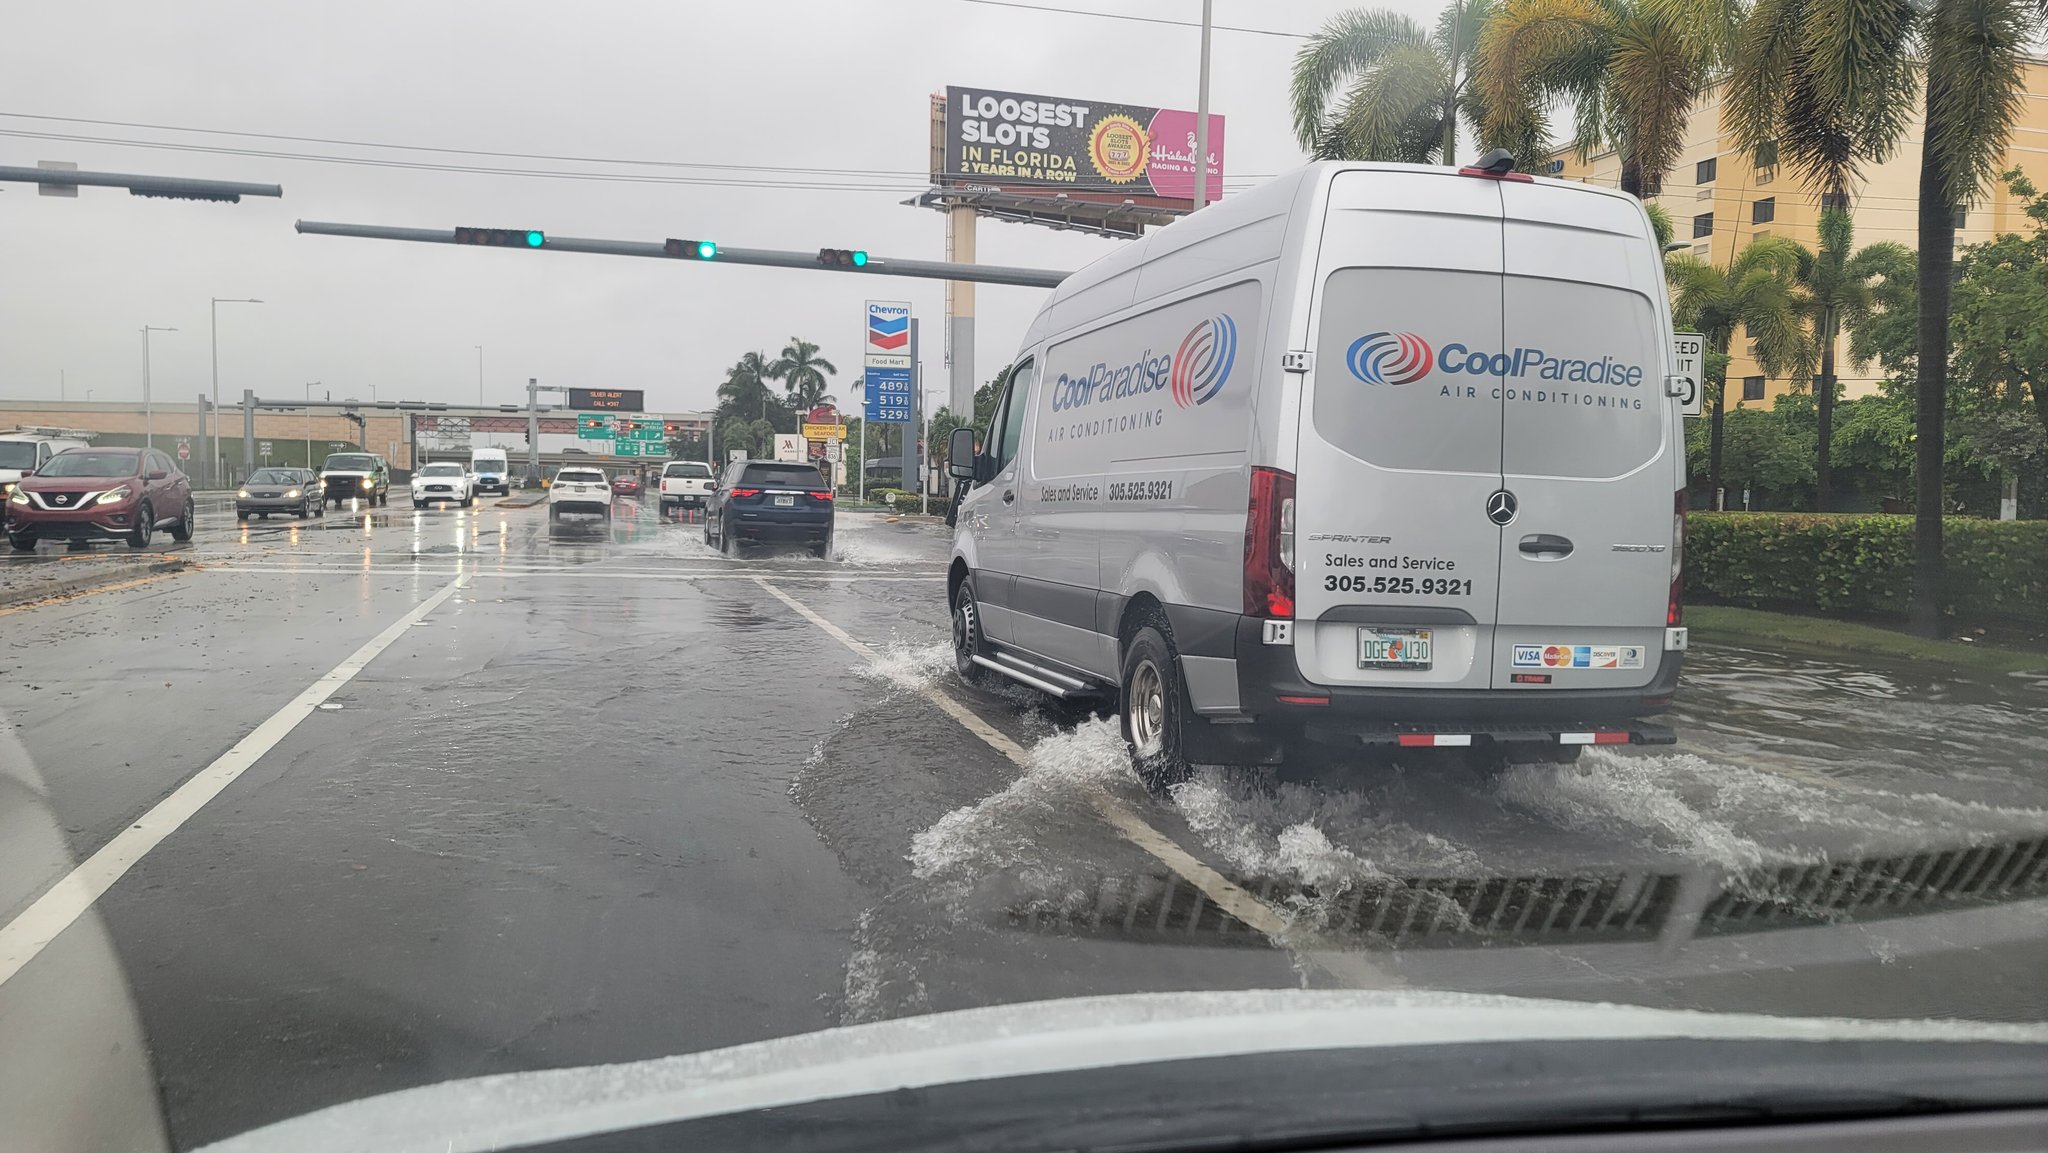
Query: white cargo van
[[0, 426, 94, 497], [470, 447, 511, 495], [946, 156, 1687, 787]]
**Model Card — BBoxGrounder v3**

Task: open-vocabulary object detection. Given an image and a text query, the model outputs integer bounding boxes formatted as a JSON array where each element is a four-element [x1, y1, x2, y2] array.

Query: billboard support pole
[[1193, 0, 1214, 209], [946, 205, 978, 428], [526, 378, 541, 486]]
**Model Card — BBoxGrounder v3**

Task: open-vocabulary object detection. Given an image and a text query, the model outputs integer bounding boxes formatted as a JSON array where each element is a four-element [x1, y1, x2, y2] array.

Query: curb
[[495, 497, 547, 509], [0, 556, 190, 611]]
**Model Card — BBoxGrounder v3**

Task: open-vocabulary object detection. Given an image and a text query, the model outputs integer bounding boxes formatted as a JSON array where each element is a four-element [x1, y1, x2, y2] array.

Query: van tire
[[1119, 622, 1193, 792], [951, 576, 990, 684]]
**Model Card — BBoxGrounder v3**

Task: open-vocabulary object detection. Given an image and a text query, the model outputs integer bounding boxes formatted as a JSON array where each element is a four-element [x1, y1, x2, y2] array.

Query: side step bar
[[971, 650, 1093, 698]]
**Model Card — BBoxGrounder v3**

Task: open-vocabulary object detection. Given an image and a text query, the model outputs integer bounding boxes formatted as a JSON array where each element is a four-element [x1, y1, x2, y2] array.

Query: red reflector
[[731, 488, 761, 497], [1276, 695, 1328, 706], [1397, 734, 1434, 747], [1593, 732, 1631, 745], [1511, 673, 1552, 684], [810, 491, 834, 500]]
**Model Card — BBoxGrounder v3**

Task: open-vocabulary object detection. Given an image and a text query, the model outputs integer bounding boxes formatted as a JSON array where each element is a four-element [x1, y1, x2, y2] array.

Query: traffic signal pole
[[293, 221, 1070, 289]]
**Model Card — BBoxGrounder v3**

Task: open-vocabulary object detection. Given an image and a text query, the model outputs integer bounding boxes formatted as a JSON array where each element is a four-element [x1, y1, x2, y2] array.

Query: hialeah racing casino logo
[[1050, 314, 1238, 417], [1345, 331, 1433, 385], [1343, 331, 1650, 412], [1170, 315, 1238, 408]]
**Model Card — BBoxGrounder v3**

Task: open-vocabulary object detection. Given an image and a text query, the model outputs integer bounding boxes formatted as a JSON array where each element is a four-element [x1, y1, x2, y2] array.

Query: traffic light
[[817, 248, 868, 268], [664, 238, 717, 260], [455, 227, 546, 248], [580, 416, 607, 433], [663, 422, 680, 434]]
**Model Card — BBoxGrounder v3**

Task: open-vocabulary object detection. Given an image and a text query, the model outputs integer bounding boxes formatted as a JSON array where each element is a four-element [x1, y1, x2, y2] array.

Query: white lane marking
[[0, 574, 470, 989], [749, 578, 1393, 986], [213, 566, 940, 582]]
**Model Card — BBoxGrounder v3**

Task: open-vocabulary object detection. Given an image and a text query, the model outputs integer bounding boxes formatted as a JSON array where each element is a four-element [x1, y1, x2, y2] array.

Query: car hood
[[195, 988, 2048, 1153], [16, 473, 137, 491]]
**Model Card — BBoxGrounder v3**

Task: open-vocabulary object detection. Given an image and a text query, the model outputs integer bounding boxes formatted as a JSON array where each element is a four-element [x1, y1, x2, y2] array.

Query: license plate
[[1358, 627, 1433, 670], [774, 494, 795, 507]]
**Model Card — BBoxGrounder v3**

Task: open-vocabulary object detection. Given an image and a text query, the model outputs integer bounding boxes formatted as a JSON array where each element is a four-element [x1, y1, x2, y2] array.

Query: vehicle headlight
[[285, 489, 301, 499], [8, 490, 27, 506], [96, 485, 132, 505], [237, 488, 251, 498]]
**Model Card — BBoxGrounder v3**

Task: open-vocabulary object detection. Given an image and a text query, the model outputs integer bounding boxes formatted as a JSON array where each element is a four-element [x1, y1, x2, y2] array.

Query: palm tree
[[1666, 236, 1810, 500], [1726, 0, 2035, 635], [1791, 210, 1915, 511], [717, 351, 777, 422], [1473, 0, 1732, 198], [770, 338, 839, 412], [1291, 1, 1543, 163]]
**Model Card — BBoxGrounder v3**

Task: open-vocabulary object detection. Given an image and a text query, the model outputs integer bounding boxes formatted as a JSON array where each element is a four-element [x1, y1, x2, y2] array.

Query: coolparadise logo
[[1345, 331, 1433, 385], [1344, 333, 1647, 388], [1050, 313, 1239, 413], [1170, 314, 1237, 408]]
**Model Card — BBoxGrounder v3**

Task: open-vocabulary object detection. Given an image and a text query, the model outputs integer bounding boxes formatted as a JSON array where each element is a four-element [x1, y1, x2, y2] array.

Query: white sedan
[[548, 467, 613, 522], [411, 462, 476, 508]]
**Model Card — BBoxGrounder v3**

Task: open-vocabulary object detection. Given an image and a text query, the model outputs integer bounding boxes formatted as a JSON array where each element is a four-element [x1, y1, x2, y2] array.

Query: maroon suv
[[6, 447, 194, 551]]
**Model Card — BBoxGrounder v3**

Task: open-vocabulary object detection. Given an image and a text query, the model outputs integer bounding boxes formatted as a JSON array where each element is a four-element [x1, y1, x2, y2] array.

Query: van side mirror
[[947, 426, 978, 481]]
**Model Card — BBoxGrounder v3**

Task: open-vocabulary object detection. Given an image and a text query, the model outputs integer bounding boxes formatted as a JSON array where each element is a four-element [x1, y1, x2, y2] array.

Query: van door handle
[[1518, 533, 1573, 558], [1002, 489, 1015, 504]]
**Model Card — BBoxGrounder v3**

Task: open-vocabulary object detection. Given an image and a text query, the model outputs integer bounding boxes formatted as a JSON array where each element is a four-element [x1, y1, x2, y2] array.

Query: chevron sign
[[866, 301, 911, 353]]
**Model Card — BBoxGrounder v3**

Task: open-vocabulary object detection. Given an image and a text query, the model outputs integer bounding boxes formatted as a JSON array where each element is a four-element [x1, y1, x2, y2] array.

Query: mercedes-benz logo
[[1485, 489, 1517, 525]]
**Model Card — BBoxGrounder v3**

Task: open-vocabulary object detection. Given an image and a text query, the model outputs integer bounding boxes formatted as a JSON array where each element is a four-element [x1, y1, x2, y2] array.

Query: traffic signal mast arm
[[294, 220, 1069, 289]]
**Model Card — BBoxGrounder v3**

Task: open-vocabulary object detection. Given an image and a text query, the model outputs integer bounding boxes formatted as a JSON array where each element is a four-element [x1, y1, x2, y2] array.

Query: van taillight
[[1244, 467, 1296, 619], [1668, 489, 1686, 627]]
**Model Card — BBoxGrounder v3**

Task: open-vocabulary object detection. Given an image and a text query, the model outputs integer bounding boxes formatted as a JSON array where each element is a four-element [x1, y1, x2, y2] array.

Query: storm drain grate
[[1698, 836, 2048, 933]]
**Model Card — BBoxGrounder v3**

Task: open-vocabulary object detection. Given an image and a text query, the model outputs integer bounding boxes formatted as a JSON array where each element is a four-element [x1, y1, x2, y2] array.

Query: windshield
[[739, 464, 824, 488], [34, 451, 137, 477], [10, 12, 2048, 1153]]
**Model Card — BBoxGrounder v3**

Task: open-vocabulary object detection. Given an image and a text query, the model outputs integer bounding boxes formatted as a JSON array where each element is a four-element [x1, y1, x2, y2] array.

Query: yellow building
[[1550, 64, 2048, 408]]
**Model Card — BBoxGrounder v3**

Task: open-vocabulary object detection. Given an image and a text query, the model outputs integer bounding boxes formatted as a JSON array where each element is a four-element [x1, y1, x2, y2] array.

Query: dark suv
[[705, 460, 835, 557], [6, 447, 194, 551]]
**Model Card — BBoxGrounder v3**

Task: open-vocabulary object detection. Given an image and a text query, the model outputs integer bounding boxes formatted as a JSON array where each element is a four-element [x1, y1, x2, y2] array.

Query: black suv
[[704, 460, 834, 558]]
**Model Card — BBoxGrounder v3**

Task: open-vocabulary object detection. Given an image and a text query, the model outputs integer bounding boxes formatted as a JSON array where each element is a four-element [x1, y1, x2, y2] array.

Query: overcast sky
[[1, 0, 1445, 418]]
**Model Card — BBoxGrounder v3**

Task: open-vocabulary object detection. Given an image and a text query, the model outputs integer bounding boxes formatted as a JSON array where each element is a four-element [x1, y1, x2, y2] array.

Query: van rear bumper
[[1229, 617, 1682, 725]]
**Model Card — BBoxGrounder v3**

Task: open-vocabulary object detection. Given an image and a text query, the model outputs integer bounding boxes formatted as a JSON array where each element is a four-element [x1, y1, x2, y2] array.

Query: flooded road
[[2, 493, 2043, 1150]]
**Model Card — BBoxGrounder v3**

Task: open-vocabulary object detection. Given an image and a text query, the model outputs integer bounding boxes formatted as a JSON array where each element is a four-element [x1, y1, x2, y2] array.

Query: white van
[[945, 156, 1687, 786], [0, 427, 94, 497], [470, 447, 511, 495]]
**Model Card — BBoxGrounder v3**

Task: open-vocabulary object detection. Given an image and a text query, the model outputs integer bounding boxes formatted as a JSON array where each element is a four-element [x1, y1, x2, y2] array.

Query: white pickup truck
[[659, 460, 716, 517]]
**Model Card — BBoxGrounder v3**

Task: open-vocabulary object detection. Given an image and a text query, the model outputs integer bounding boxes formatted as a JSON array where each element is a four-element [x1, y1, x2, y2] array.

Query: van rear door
[[1295, 169, 1506, 692], [1491, 181, 1675, 690]]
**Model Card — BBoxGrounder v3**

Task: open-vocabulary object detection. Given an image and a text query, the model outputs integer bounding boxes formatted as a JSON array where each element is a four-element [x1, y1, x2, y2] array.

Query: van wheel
[[1120, 621, 1192, 792], [951, 576, 990, 683]]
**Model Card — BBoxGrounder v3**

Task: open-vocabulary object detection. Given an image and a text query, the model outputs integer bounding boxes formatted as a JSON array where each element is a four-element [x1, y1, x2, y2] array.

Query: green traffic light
[[525, 231, 545, 247], [851, 250, 868, 267], [697, 240, 717, 259]]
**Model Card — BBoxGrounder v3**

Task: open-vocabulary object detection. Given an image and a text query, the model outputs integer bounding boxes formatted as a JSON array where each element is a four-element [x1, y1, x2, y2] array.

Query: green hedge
[[1687, 513, 2048, 625]]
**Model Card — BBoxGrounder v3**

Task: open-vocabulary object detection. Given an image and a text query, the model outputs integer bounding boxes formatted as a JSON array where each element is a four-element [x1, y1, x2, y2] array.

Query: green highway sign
[[632, 424, 664, 441], [614, 440, 642, 457], [576, 416, 613, 440]]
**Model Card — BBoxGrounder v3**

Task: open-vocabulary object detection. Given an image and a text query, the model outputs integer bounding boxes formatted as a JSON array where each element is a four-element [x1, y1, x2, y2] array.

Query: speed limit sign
[[1672, 332, 1705, 417]]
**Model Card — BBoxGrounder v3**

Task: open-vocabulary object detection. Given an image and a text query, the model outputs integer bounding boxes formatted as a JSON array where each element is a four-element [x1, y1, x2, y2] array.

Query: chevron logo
[[867, 312, 909, 350]]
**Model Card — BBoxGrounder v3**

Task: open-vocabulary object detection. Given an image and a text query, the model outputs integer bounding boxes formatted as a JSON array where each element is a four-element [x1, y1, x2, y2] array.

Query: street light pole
[[305, 382, 320, 469], [141, 325, 177, 450], [210, 297, 263, 486], [475, 346, 484, 405], [1192, 0, 1214, 209]]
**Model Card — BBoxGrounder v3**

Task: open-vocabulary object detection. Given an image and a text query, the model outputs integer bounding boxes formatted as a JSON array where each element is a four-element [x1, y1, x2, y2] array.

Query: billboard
[[941, 86, 1223, 204], [568, 388, 644, 412]]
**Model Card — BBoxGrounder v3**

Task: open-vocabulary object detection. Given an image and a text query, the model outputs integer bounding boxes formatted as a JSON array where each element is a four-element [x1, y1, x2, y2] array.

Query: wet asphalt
[[1, 493, 2046, 1150]]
